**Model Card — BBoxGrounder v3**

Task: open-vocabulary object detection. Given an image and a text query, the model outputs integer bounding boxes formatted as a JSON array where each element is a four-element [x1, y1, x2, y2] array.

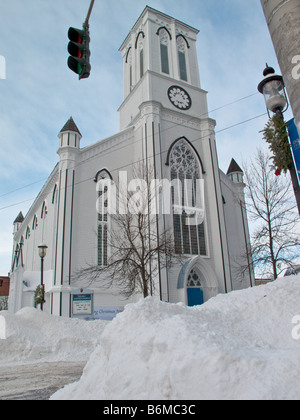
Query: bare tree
[[243, 148, 300, 280], [79, 163, 181, 298]]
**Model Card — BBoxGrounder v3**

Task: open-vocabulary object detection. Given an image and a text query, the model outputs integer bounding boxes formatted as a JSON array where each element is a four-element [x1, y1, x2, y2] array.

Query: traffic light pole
[[84, 0, 95, 29], [67, 0, 95, 79]]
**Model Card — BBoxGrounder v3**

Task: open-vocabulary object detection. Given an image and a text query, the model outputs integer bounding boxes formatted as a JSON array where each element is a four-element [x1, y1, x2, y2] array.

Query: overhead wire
[[0, 102, 267, 213], [0, 91, 260, 200]]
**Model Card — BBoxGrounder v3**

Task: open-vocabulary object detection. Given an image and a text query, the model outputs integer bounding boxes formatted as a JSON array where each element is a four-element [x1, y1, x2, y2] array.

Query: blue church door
[[187, 287, 204, 307], [187, 268, 204, 306]]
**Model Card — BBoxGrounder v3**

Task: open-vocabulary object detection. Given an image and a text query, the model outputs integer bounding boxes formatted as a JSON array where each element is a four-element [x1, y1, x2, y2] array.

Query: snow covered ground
[[1, 276, 300, 400], [0, 308, 108, 365]]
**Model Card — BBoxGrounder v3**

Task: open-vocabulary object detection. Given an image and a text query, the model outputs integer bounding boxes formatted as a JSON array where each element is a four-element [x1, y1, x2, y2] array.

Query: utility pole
[[260, 0, 300, 136]]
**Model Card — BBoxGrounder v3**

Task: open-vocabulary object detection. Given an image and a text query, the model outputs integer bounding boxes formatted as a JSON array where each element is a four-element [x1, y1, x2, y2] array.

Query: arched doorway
[[186, 268, 204, 307]]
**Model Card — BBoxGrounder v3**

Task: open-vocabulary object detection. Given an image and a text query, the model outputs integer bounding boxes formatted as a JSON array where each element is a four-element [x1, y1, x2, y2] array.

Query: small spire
[[59, 117, 82, 136], [14, 211, 24, 224], [227, 159, 243, 175]]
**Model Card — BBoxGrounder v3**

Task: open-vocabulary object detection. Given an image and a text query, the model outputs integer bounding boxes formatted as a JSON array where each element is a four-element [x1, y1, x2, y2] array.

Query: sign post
[[71, 288, 94, 319]]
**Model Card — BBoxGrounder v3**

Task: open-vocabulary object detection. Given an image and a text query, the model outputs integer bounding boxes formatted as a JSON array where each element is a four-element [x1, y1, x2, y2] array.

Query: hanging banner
[[287, 118, 300, 185]]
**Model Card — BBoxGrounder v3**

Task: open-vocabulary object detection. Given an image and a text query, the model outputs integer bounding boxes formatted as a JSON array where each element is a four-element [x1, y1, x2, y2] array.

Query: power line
[[0, 110, 267, 213], [0, 179, 47, 199], [0, 91, 260, 200], [0, 197, 36, 211]]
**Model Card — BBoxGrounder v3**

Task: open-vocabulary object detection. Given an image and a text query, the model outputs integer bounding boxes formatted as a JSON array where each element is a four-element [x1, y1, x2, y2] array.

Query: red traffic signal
[[67, 27, 91, 80]]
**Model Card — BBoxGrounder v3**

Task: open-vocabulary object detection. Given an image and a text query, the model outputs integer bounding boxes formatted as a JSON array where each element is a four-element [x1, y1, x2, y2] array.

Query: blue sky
[[0, 0, 292, 275]]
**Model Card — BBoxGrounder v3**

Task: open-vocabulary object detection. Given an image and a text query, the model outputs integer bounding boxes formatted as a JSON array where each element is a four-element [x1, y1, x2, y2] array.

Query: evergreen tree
[[261, 115, 292, 175]]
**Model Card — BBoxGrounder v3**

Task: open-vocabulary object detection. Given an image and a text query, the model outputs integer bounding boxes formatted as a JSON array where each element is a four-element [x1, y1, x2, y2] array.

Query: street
[[0, 361, 85, 400]]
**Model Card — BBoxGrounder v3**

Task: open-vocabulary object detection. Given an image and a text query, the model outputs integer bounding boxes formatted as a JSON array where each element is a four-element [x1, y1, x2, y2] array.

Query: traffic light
[[67, 26, 91, 80]]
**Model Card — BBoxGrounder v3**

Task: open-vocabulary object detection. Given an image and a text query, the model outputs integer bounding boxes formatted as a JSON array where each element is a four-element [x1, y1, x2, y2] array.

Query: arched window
[[158, 27, 171, 75], [139, 47, 144, 79], [126, 47, 133, 90], [169, 138, 206, 256], [41, 201, 47, 241], [177, 35, 188, 82], [96, 170, 112, 267], [25, 226, 30, 240], [136, 31, 145, 79], [41, 201, 47, 219], [52, 184, 58, 204], [187, 268, 202, 287], [32, 215, 38, 230]]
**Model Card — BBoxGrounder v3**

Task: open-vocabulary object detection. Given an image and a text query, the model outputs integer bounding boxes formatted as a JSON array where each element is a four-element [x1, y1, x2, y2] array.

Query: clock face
[[168, 86, 192, 110]]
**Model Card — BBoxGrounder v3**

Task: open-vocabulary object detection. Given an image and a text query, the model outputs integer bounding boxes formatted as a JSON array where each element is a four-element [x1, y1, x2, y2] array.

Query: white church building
[[9, 6, 254, 318]]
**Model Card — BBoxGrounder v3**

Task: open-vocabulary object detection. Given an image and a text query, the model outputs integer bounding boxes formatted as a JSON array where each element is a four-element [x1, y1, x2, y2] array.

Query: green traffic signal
[[67, 26, 91, 80], [68, 56, 83, 75]]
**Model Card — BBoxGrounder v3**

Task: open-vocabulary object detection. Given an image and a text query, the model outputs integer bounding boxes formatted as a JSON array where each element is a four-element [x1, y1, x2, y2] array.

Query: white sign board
[[72, 295, 92, 315], [72, 292, 93, 316]]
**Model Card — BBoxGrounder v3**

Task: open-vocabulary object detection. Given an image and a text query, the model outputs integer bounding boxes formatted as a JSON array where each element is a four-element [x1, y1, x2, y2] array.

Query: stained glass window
[[96, 171, 110, 266], [169, 139, 206, 256]]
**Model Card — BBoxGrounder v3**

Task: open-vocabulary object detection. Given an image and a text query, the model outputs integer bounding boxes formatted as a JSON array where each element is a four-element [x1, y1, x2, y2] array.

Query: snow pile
[[0, 308, 108, 365], [52, 276, 300, 400]]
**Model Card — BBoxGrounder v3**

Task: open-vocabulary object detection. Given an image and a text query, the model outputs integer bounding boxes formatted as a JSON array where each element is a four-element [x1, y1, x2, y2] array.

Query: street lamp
[[258, 64, 300, 215], [258, 64, 289, 117], [38, 243, 48, 311]]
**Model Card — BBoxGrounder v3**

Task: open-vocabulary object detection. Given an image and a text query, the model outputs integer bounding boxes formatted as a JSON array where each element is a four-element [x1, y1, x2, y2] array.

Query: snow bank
[[0, 308, 108, 365], [51, 276, 300, 400]]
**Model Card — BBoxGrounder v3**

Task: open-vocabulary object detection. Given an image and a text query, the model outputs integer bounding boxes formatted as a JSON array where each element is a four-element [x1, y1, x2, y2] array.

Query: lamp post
[[258, 64, 300, 215], [38, 243, 48, 311]]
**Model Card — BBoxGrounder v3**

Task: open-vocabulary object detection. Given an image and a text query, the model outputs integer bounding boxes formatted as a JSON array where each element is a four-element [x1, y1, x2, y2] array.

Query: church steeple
[[58, 117, 82, 150], [119, 6, 201, 98], [118, 6, 206, 130], [227, 159, 244, 184], [13, 211, 24, 234]]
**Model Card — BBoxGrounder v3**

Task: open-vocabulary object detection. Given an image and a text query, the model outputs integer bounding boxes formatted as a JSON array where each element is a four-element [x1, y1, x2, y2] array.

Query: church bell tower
[[118, 6, 209, 130], [118, 7, 233, 303]]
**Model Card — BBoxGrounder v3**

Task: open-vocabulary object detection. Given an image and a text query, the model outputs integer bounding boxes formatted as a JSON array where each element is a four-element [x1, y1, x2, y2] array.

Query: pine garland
[[34, 285, 45, 307], [261, 115, 292, 174]]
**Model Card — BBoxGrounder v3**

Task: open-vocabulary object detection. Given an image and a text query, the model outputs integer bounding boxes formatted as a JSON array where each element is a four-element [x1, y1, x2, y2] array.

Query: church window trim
[[52, 184, 58, 204], [135, 31, 145, 80], [156, 26, 172, 40], [158, 27, 171, 75], [168, 137, 207, 256], [135, 31, 145, 49], [96, 169, 112, 267], [176, 35, 189, 82], [41, 201, 48, 219], [126, 47, 133, 92], [187, 268, 202, 287], [32, 214, 38, 230], [41, 201, 48, 242], [176, 34, 190, 49], [94, 168, 113, 183], [166, 137, 206, 174], [139, 48, 144, 79], [125, 47, 132, 63], [25, 226, 30, 240]]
